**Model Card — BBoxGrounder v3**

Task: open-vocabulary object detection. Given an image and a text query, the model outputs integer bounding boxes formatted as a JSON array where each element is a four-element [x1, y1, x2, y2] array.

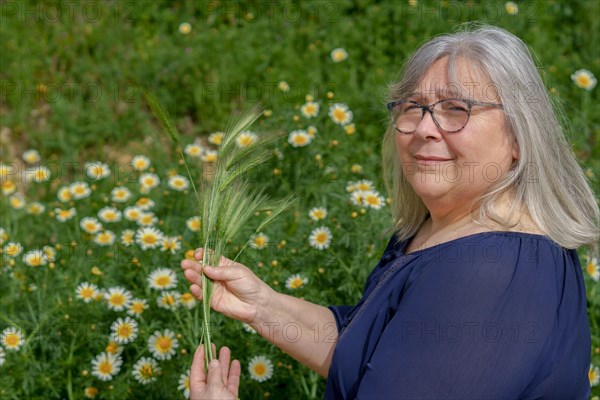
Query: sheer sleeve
[[354, 235, 591, 399]]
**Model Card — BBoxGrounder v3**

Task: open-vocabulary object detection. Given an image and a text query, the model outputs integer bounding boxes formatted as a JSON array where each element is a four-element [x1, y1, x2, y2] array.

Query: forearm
[[250, 291, 338, 377]]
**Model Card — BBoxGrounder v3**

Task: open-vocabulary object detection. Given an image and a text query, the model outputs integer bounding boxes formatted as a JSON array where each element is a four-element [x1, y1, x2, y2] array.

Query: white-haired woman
[[182, 24, 598, 399]]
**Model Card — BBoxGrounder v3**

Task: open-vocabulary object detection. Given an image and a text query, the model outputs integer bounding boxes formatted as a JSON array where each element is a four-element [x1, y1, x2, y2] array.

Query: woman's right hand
[[181, 248, 275, 325]]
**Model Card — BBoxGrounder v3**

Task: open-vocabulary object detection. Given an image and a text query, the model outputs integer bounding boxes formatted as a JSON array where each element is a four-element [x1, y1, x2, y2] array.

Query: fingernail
[[210, 359, 219, 368]]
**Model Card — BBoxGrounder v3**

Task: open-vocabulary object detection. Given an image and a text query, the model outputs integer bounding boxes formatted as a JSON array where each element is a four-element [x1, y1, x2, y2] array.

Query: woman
[[181, 24, 598, 399]]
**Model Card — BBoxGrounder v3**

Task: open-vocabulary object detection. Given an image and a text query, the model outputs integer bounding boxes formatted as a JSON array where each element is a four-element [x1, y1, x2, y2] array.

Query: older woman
[[181, 24, 598, 399]]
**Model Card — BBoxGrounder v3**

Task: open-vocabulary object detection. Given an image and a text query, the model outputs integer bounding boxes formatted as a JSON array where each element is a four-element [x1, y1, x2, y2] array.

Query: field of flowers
[[1, 1, 599, 399]]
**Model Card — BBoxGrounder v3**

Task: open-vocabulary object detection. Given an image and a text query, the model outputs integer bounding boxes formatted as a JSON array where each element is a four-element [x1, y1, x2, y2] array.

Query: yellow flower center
[[80, 287, 94, 299], [110, 294, 125, 306], [290, 278, 304, 289], [315, 233, 328, 244], [156, 337, 172, 352], [118, 324, 132, 338], [156, 276, 171, 287], [5, 333, 19, 347], [254, 364, 266, 375], [98, 361, 113, 374]]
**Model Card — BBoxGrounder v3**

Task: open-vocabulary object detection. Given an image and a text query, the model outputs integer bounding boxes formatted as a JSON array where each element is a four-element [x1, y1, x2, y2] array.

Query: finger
[[226, 359, 241, 397], [190, 284, 203, 300], [194, 248, 204, 261], [219, 346, 231, 384], [181, 259, 202, 272], [211, 342, 217, 358], [189, 344, 207, 391], [183, 268, 203, 287], [202, 263, 243, 281], [206, 358, 225, 389]]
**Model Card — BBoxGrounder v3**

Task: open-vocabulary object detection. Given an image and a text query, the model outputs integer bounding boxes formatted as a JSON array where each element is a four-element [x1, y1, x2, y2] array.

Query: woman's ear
[[511, 138, 519, 161]]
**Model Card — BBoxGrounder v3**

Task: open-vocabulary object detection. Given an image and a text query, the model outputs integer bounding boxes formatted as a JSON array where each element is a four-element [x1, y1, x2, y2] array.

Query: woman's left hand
[[190, 343, 241, 400]]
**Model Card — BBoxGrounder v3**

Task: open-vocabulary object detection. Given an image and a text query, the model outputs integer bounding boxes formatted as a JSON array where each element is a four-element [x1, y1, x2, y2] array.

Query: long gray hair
[[382, 23, 599, 254]]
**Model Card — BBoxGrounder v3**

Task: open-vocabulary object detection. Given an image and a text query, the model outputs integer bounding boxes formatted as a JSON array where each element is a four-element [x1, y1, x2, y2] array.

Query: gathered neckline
[[398, 230, 553, 256]]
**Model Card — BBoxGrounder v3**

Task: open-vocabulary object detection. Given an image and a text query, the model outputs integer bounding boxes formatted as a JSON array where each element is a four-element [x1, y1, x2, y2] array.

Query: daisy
[[180, 292, 197, 309], [42, 245, 56, 262], [505, 1, 518, 14], [157, 291, 181, 310], [136, 227, 164, 250], [571, 69, 597, 91], [1, 180, 16, 196], [3, 242, 23, 258], [178, 370, 191, 399], [127, 298, 149, 317], [350, 191, 365, 206], [161, 236, 181, 254], [278, 81, 290, 92], [9, 193, 25, 209], [208, 132, 224, 145], [26, 202, 45, 215], [85, 162, 111, 180], [307, 126, 317, 137], [168, 175, 189, 191], [308, 207, 327, 221], [55, 207, 76, 222], [94, 230, 116, 246], [111, 186, 132, 203], [98, 207, 122, 223], [137, 212, 158, 226], [309, 226, 332, 250], [288, 130, 313, 148], [179, 22, 191, 34], [132, 357, 160, 384], [83, 387, 98, 398], [22, 149, 41, 164], [242, 322, 257, 334], [361, 190, 386, 210], [345, 123, 356, 135], [105, 341, 124, 355], [76, 282, 99, 303], [23, 250, 47, 267], [1, 327, 24, 351], [328, 103, 353, 126], [70, 181, 92, 199], [135, 197, 155, 210], [285, 274, 308, 290], [201, 149, 218, 163], [91, 352, 122, 381], [110, 317, 138, 344], [186, 216, 201, 232], [248, 355, 274, 382], [0, 228, 7, 245], [184, 144, 203, 157], [131, 155, 151, 171], [300, 101, 320, 118], [124, 206, 142, 221], [147, 268, 178, 290], [105, 287, 132, 311], [148, 329, 179, 360], [27, 166, 51, 183], [330, 48, 348, 63], [590, 364, 600, 387], [586, 257, 599, 281], [236, 131, 257, 148], [80, 217, 103, 234], [139, 173, 160, 191], [249, 232, 269, 250]]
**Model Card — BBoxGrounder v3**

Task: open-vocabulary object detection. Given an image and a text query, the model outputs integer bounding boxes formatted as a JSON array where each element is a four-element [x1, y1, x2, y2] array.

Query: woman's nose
[[413, 110, 443, 141]]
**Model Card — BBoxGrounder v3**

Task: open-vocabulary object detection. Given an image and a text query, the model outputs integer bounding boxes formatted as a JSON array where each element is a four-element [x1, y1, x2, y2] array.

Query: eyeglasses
[[386, 98, 504, 134]]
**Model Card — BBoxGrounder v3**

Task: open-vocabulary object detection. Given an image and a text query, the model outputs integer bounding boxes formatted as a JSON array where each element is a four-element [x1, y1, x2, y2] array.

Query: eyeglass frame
[[386, 98, 504, 134]]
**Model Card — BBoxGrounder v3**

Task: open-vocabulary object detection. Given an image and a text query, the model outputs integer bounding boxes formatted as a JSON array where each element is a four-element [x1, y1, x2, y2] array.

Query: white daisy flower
[[278, 81, 290, 92], [70, 181, 92, 199], [105, 287, 132, 312], [242, 322, 257, 334], [184, 144, 203, 157], [76, 282, 99, 303], [288, 130, 312, 148], [147, 268, 178, 291], [127, 298, 149, 317], [505, 1, 518, 14], [26, 202, 45, 215], [328, 103, 353, 125], [571, 69, 597, 91], [110, 317, 138, 344], [249, 232, 269, 250], [123, 206, 142, 221], [1, 327, 24, 351], [178, 369, 191, 399], [26, 166, 51, 183], [57, 186, 72, 202], [160, 236, 181, 254], [236, 131, 257, 148], [80, 217, 103, 234], [132, 357, 160, 384], [135, 198, 155, 210], [3, 242, 23, 258], [300, 101, 320, 118], [120, 229, 135, 247], [22, 149, 41, 164], [349, 191, 364, 206], [309, 226, 332, 250], [131, 155, 151, 171], [157, 291, 181, 311], [139, 173, 160, 191], [208, 132, 224, 145], [248, 355, 273, 382], [42, 245, 56, 262], [590, 363, 600, 387], [91, 352, 122, 381], [23, 250, 47, 267], [330, 48, 348, 63], [85, 162, 111, 181], [94, 230, 116, 246], [111, 186, 132, 203], [201, 149, 218, 163], [285, 274, 308, 290], [180, 293, 197, 310], [168, 175, 189, 191], [136, 227, 164, 250], [586, 257, 599, 281], [361, 190, 386, 210], [55, 207, 76, 222], [97, 207, 121, 223], [137, 212, 157, 227], [9, 194, 25, 209], [186, 216, 201, 232], [308, 207, 327, 221], [148, 329, 179, 360]]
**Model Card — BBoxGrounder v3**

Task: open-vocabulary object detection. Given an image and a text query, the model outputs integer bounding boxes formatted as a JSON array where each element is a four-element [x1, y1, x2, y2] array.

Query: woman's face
[[394, 57, 518, 213]]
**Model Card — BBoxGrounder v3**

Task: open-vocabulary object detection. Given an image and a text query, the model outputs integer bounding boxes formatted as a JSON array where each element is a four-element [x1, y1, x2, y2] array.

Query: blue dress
[[325, 232, 591, 399]]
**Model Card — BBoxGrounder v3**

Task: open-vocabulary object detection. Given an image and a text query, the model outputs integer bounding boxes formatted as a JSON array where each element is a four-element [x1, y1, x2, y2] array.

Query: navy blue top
[[325, 231, 591, 399]]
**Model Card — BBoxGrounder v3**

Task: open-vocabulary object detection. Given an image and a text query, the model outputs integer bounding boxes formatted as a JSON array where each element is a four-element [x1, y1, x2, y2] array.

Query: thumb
[[206, 359, 225, 389], [202, 264, 243, 281]]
